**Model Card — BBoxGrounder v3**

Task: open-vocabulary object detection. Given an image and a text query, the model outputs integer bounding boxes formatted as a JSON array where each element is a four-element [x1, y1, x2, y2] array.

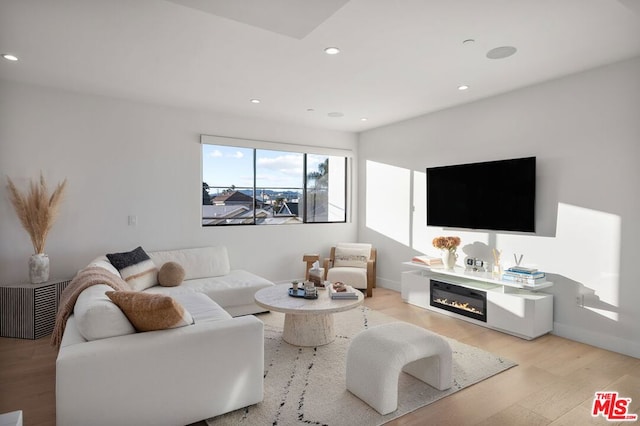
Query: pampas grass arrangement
[[6, 173, 67, 254]]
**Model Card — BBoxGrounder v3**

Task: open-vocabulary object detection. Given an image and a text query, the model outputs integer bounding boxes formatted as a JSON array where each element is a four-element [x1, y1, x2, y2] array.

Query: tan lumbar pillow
[[158, 261, 185, 287], [106, 291, 193, 332]]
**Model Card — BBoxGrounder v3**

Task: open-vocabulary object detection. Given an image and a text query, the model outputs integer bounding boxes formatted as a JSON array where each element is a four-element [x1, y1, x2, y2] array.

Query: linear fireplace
[[430, 279, 487, 322]]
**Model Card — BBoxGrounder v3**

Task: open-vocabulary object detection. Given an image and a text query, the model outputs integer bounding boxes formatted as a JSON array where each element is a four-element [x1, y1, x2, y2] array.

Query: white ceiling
[[1, 0, 639, 133]]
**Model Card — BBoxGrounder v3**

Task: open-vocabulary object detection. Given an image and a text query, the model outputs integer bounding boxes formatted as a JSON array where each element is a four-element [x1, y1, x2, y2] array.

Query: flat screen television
[[427, 156, 536, 232]]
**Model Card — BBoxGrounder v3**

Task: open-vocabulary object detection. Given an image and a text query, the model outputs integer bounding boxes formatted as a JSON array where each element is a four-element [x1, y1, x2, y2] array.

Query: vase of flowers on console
[[433, 236, 461, 270]]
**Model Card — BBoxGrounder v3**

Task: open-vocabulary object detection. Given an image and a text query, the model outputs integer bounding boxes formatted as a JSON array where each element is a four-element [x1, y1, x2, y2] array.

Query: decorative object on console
[[464, 257, 485, 272], [513, 253, 524, 266], [6, 173, 67, 284], [441, 250, 457, 270], [157, 261, 185, 287], [433, 236, 460, 270], [105, 291, 194, 332], [106, 246, 158, 291], [492, 249, 502, 278]]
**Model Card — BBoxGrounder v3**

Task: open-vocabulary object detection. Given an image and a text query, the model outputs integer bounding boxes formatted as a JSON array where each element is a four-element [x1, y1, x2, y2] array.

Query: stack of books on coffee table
[[329, 284, 359, 299]]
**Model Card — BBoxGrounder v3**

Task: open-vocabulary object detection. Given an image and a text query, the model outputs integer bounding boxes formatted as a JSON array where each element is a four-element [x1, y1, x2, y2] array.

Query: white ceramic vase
[[441, 250, 457, 270], [29, 253, 50, 284]]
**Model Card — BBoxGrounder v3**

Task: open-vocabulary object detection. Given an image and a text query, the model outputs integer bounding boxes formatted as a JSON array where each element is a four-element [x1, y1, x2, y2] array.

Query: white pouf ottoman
[[346, 322, 452, 415]]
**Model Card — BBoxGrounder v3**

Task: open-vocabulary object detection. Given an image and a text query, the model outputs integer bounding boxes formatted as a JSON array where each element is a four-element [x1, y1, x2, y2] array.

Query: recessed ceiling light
[[324, 47, 340, 55], [462, 39, 475, 44], [458, 85, 469, 91], [250, 99, 260, 104], [2, 54, 18, 61], [486, 46, 517, 59], [307, 108, 315, 112], [360, 117, 368, 122], [328, 112, 344, 118]]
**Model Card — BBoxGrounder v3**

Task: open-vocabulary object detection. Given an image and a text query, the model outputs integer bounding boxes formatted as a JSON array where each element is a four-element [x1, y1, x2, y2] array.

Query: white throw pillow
[[171, 293, 231, 323], [333, 245, 371, 268], [74, 284, 135, 341]]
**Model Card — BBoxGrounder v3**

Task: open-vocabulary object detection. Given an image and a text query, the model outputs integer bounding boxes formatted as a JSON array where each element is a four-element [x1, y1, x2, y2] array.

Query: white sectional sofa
[[146, 246, 274, 317], [56, 246, 274, 426]]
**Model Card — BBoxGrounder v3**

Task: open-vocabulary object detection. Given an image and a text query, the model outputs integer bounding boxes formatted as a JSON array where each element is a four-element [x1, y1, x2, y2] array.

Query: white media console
[[400, 262, 553, 340]]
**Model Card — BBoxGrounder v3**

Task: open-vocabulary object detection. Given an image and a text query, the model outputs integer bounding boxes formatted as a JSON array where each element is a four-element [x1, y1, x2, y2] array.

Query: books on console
[[504, 268, 545, 278], [502, 266, 546, 284], [411, 255, 443, 267], [501, 274, 546, 285], [507, 266, 540, 274]]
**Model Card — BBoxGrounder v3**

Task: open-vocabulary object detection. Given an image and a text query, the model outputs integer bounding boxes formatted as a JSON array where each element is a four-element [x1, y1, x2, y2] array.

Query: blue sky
[[203, 144, 323, 191]]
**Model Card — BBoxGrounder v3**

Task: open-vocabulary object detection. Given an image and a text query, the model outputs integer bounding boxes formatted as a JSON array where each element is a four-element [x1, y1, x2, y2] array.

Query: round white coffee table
[[254, 283, 364, 346]]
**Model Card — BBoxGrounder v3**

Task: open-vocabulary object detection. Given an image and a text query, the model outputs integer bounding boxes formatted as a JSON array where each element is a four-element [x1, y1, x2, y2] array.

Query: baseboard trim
[[552, 322, 639, 358], [376, 278, 400, 292]]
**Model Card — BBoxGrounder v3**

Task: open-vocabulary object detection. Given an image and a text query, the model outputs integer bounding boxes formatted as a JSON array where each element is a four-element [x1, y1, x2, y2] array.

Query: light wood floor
[[1, 287, 638, 426]]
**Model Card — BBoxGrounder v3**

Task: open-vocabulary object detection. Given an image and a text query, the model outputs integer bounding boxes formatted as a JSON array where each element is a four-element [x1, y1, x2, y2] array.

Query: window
[[306, 154, 346, 223], [202, 137, 348, 226]]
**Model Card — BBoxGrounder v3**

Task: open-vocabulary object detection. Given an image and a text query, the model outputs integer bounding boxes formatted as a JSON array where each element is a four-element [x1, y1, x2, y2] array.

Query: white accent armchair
[[323, 243, 377, 297]]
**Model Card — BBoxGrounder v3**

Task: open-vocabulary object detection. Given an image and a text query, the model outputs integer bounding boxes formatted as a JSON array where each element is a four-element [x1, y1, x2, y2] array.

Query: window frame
[[201, 134, 352, 226]]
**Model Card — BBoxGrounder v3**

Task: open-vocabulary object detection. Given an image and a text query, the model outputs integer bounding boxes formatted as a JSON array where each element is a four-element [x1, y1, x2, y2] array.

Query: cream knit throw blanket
[[51, 266, 129, 347]]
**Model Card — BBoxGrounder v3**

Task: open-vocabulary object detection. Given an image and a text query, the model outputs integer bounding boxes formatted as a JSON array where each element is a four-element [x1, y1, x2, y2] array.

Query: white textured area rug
[[206, 307, 516, 426]]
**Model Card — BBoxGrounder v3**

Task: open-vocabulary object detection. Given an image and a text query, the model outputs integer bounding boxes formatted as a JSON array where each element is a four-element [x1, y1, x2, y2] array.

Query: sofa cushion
[[106, 291, 194, 332], [327, 267, 368, 290], [144, 270, 273, 311], [171, 293, 232, 322], [158, 261, 185, 287], [149, 246, 230, 281], [73, 284, 136, 341], [106, 246, 158, 291]]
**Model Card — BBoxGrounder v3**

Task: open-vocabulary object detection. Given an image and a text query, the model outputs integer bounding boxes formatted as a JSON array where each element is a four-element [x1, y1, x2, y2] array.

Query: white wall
[[0, 81, 358, 284], [358, 57, 640, 357]]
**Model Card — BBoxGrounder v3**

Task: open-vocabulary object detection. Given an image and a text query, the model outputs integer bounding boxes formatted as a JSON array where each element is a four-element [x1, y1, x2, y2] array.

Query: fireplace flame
[[434, 298, 484, 315]]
